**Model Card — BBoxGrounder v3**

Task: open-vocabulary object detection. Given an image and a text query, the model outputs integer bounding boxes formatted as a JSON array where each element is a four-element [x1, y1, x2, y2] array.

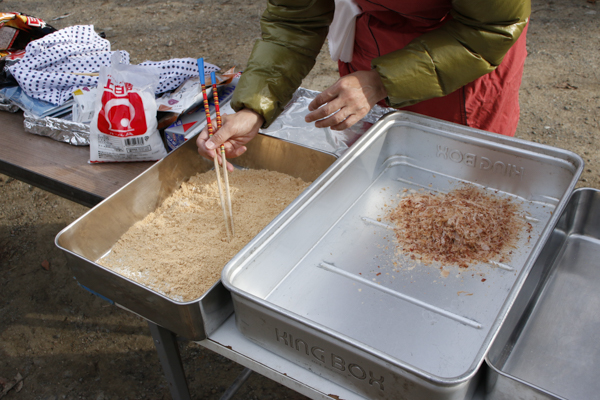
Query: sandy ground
[[0, 0, 598, 399]]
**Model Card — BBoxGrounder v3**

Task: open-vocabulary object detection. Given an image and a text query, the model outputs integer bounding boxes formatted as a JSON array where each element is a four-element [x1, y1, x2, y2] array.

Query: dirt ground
[[1, 0, 598, 399]]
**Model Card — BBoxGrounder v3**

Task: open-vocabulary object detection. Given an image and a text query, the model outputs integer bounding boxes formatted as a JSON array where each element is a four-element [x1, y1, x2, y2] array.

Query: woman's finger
[[206, 123, 235, 150], [330, 114, 362, 131], [305, 97, 345, 123], [308, 88, 339, 112], [304, 70, 388, 131], [313, 107, 351, 128], [196, 126, 218, 159], [196, 109, 263, 164]]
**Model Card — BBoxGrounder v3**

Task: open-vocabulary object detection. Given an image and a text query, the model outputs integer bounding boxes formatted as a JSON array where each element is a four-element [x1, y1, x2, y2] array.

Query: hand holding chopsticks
[[195, 108, 264, 167], [197, 58, 234, 240]]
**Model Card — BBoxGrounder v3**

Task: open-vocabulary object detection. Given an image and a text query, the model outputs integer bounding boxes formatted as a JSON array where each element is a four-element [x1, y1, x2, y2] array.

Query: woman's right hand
[[196, 108, 264, 172]]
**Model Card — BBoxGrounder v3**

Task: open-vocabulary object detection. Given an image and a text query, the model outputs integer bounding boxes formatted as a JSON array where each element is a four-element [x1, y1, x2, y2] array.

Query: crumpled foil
[[0, 103, 19, 112], [260, 87, 394, 156], [0, 98, 19, 113], [23, 112, 90, 146]]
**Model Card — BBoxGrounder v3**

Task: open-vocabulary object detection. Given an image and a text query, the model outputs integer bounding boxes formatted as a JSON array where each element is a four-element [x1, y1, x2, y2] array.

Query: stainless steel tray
[[55, 134, 337, 340], [485, 188, 600, 400], [222, 111, 583, 400]]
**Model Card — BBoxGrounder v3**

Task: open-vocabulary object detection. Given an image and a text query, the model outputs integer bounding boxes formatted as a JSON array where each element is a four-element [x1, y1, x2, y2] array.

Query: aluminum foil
[[0, 102, 19, 113], [260, 87, 394, 156], [0, 96, 19, 112], [23, 112, 90, 146]]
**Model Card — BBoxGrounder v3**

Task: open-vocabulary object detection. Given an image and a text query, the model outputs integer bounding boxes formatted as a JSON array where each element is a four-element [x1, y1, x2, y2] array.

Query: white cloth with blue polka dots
[[9, 25, 219, 105]]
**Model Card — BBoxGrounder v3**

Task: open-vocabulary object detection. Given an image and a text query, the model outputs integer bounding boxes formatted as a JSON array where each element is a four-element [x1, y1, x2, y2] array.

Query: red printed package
[[0, 12, 56, 55], [90, 53, 167, 163]]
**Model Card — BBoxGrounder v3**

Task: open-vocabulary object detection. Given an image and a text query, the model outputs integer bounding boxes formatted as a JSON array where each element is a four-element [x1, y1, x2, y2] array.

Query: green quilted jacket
[[231, 0, 530, 128]]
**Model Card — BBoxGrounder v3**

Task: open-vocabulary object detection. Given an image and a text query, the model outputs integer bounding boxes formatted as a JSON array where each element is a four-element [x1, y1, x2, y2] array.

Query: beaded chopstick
[[197, 58, 231, 240], [210, 71, 235, 236]]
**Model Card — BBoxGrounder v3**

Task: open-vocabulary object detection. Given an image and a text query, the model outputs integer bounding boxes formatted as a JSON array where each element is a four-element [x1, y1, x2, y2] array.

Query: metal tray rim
[[54, 240, 229, 306], [484, 352, 567, 400]]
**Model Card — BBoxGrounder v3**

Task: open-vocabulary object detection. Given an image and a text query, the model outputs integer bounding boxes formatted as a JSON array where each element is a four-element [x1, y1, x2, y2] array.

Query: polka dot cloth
[[9, 25, 219, 105], [139, 58, 219, 95]]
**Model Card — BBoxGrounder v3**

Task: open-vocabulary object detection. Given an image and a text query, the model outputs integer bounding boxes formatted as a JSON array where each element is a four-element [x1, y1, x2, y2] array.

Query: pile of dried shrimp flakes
[[387, 185, 531, 268]]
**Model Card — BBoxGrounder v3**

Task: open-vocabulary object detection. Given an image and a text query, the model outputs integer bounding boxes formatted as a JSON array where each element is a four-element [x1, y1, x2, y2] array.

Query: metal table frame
[[0, 111, 370, 400]]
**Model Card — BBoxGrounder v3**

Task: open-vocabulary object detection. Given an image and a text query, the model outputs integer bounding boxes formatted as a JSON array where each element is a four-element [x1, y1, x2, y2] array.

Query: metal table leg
[[148, 322, 192, 400], [219, 368, 252, 400]]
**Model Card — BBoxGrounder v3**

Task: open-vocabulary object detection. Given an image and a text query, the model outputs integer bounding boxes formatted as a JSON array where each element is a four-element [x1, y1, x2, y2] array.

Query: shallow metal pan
[[485, 188, 600, 400], [222, 111, 583, 399], [55, 134, 337, 340]]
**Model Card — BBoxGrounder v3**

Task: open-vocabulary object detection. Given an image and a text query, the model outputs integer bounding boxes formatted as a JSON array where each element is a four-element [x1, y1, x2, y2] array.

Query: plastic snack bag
[[0, 12, 56, 54], [90, 53, 167, 163]]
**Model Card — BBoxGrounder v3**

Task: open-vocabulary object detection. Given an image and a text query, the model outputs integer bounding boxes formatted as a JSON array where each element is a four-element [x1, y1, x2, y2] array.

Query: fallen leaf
[[0, 373, 24, 398], [41, 260, 50, 271], [554, 82, 578, 90]]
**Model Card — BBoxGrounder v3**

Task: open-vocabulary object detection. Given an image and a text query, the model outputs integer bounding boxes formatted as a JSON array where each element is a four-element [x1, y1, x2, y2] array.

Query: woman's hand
[[196, 108, 264, 171], [305, 70, 388, 130]]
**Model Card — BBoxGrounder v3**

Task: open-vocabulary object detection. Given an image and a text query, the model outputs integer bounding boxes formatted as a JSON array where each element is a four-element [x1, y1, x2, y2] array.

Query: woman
[[198, 0, 530, 169]]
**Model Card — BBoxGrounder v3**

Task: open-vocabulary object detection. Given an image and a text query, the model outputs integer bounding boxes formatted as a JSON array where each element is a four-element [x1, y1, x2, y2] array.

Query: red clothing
[[338, 0, 528, 137]]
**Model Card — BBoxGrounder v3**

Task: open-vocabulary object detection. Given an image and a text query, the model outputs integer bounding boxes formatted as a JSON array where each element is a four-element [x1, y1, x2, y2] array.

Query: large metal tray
[[222, 111, 583, 400], [485, 188, 600, 400], [55, 134, 337, 340]]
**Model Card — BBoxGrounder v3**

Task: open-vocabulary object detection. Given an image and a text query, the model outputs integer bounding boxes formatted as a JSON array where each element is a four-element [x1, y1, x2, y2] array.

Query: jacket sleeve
[[373, 0, 531, 108], [231, 0, 334, 128]]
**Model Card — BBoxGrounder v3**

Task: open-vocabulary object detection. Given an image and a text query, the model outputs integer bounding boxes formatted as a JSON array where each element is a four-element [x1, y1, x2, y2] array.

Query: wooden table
[[0, 111, 153, 207]]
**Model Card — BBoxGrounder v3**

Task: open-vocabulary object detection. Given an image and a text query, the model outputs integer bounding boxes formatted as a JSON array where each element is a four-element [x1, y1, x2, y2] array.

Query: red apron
[[338, 0, 528, 137]]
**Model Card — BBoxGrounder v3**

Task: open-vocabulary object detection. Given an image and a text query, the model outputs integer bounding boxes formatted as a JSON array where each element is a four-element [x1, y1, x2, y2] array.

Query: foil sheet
[[260, 87, 394, 156], [0, 102, 19, 112], [23, 112, 90, 146], [0, 96, 19, 112]]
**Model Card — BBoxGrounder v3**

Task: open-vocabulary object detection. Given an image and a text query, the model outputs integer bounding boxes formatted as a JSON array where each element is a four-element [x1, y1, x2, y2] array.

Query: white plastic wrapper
[[90, 53, 167, 163]]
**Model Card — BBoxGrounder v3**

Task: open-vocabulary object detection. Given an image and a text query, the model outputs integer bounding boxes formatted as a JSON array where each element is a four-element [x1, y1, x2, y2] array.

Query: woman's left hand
[[305, 70, 388, 130]]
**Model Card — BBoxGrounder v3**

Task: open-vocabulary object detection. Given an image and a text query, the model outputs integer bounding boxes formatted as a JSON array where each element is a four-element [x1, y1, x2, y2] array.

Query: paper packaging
[[163, 77, 237, 151], [72, 86, 97, 124]]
